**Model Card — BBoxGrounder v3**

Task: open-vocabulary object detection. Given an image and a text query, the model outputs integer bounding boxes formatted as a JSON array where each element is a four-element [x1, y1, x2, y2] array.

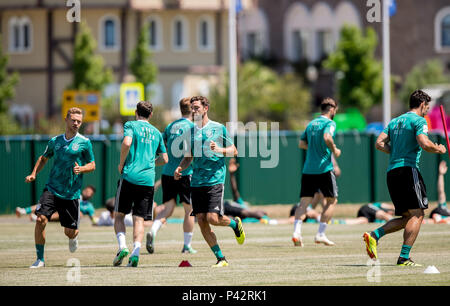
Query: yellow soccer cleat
[[397, 258, 422, 267], [233, 217, 245, 245], [363, 232, 378, 260], [211, 258, 229, 268]]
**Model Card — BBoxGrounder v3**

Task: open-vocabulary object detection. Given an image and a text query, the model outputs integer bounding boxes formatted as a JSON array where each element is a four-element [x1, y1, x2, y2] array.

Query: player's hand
[[439, 160, 448, 175], [118, 163, 124, 174], [210, 141, 222, 154], [73, 162, 82, 175], [334, 148, 341, 158], [174, 167, 183, 180], [25, 174, 36, 183], [438, 144, 447, 154]]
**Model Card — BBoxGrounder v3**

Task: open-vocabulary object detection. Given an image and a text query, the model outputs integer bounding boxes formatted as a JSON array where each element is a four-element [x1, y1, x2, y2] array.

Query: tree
[[399, 59, 449, 105], [0, 34, 19, 114], [129, 26, 158, 99], [208, 61, 310, 130], [323, 25, 383, 114], [70, 22, 113, 91]]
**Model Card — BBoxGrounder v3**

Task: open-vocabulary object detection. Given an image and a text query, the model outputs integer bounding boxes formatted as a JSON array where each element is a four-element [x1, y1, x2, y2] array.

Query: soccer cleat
[[397, 257, 422, 267], [16, 207, 25, 217], [127, 256, 139, 267], [292, 235, 304, 247], [113, 247, 130, 266], [69, 237, 78, 253], [233, 217, 245, 245], [146, 232, 155, 254], [363, 232, 378, 259], [181, 245, 198, 254], [314, 234, 335, 246], [30, 259, 45, 268], [211, 258, 228, 268]]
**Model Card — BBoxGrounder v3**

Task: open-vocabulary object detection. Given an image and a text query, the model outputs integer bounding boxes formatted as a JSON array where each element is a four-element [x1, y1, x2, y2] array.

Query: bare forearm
[[376, 142, 391, 154], [438, 174, 446, 204], [178, 156, 194, 171], [324, 138, 339, 156], [80, 161, 96, 174], [119, 144, 131, 167], [32, 156, 47, 176], [230, 172, 240, 201]]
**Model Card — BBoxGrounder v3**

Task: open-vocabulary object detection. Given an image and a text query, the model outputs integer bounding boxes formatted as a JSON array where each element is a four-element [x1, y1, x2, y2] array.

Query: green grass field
[[1, 212, 449, 286]]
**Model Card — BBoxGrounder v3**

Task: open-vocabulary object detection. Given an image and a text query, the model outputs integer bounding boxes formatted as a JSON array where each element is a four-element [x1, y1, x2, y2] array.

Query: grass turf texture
[[0, 207, 449, 286]]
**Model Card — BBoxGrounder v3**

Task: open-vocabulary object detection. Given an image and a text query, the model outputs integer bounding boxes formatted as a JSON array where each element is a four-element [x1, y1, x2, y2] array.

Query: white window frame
[[172, 15, 189, 52], [435, 7, 450, 53], [8, 16, 33, 54], [99, 15, 121, 52], [147, 15, 163, 52], [197, 15, 215, 52]]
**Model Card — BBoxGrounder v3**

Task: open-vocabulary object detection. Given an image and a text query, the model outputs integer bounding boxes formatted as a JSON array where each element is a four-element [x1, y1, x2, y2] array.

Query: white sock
[[116, 232, 126, 250], [293, 219, 303, 237], [131, 241, 141, 257], [318, 222, 327, 236], [151, 220, 163, 235], [184, 232, 193, 247]]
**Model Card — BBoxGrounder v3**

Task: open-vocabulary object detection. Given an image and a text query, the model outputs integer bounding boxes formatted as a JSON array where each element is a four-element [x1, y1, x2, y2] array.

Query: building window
[[292, 30, 308, 62], [316, 30, 333, 60], [148, 16, 163, 51], [247, 32, 263, 58], [9, 17, 32, 53], [100, 15, 120, 51], [197, 16, 215, 52], [172, 16, 189, 51], [442, 15, 450, 47]]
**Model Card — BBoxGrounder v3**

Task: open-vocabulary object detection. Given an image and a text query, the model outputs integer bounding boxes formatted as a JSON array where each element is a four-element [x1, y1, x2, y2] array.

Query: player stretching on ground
[[364, 90, 446, 266], [25, 107, 96, 268], [113, 101, 168, 267], [292, 98, 341, 247], [174, 96, 244, 267], [146, 97, 197, 255], [429, 161, 450, 223]]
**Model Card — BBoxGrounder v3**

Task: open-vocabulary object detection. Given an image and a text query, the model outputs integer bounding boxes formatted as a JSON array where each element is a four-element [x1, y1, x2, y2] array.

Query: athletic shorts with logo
[[115, 178, 154, 221], [357, 205, 377, 223], [191, 184, 224, 216], [300, 171, 338, 198], [35, 189, 80, 229], [387, 166, 428, 216], [161, 174, 191, 204]]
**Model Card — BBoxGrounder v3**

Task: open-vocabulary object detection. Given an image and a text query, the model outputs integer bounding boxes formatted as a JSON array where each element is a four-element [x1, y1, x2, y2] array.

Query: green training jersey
[[162, 118, 194, 177], [121, 120, 166, 187], [301, 115, 336, 174], [383, 112, 428, 172], [190, 120, 234, 187], [42, 133, 95, 200]]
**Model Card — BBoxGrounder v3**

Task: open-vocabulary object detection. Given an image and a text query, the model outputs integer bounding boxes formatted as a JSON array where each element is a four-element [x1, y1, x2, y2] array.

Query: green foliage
[[70, 23, 113, 91], [323, 26, 383, 114], [129, 26, 158, 97], [399, 59, 450, 105], [0, 34, 19, 114], [209, 61, 310, 130], [0, 113, 23, 135]]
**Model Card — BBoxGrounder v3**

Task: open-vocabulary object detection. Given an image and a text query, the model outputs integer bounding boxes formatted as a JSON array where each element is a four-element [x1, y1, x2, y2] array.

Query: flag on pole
[[389, 0, 396, 17]]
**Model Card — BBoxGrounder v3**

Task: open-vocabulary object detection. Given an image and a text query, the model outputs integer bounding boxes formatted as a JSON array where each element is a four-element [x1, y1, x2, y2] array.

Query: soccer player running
[[292, 98, 341, 247], [113, 101, 168, 267], [174, 96, 244, 267], [146, 97, 197, 255], [25, 107, 96, 268], [364, 90, 446, 266]]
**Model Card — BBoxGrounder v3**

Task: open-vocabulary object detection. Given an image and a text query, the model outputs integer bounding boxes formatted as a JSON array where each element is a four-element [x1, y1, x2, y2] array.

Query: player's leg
[[375, 210, 394, 222], [113, 179, 131, 266], [57, 197, 81, 253], [314, 197, 336, 246], [197, 213, 228, 267], [397, 208, 424, 266], [128, 215, 144, 267], [16, 204, 36, 217], [292, 197, 312, 246], [31, 214, 48, 268], [181, 202, 197, 254]]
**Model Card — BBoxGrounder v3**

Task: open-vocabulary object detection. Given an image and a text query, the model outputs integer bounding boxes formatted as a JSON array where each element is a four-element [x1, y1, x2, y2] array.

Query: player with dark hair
[[364, 90, 446, 266], [25, 107, 96, 268], [292, 98, 341, 247], [113, 101, 168, 267], [174, 96, 244, 267]]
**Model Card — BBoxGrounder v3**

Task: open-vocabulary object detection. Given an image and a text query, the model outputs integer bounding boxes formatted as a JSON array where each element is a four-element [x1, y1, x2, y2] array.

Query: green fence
[[0, 132, 448, 214]]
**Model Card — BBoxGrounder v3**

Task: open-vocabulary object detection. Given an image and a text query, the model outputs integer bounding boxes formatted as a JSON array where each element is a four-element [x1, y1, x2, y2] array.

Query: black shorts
[[115, 178, 154, 221], [300, 171, 338, 198], [429, 205, 450, 218], [191, 184, 224, 216], [357, 205, 377, 223], [387, 167, 428, 216], [35, 189, 80, 230], [162, 174, 191, 204], [224, 200, 245, 218]]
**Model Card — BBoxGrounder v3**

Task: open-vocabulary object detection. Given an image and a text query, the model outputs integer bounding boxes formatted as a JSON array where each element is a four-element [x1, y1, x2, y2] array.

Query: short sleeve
[[82, 139, 95, 163], [123, 122, 133, 138], [156, 132, 167, 154], [42, 138, 55, 159], [382, 124, 389, 135], [221, 125, 234, 147], [300, 130, 307, 141], [415, 117, 428, 136], [324, 121, 336, 137]]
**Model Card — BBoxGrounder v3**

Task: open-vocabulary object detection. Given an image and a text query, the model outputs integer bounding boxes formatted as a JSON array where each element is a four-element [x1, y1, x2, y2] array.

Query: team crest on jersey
[[55, 144, 61, 151], [205, 130, 214, 138], [72, 143, 79, 151]]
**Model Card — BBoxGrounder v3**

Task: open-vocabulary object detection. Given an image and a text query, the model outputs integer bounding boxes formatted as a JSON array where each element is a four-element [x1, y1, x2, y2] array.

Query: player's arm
[[375, 132, 391, 154], [25, 155, 49, 183], [417, 134, 446, 154], [228, 159, 241, 201], [298, 140, 308, 150], [324, 133, 341, 158], [438, 161, 447, 204], [73, 161, 96, 175], [174, 156, 194, 180], [210, 141, 238, 157], [155, 153, 168, 166], [118, 136, 132, 174]]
